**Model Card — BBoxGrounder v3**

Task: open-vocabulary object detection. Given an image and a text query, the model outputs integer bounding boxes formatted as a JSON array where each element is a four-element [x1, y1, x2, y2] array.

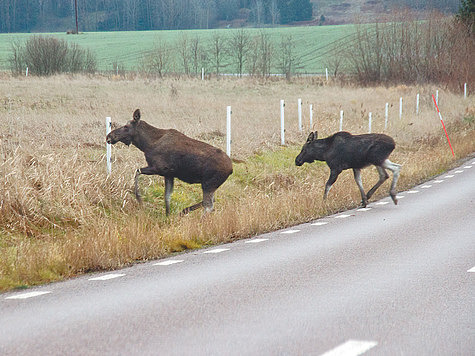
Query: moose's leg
[[164, 176, 174, 216], [382, 159, 402, 205], [134, 169, 142, 203], [134, 167, 158, 203], [181, 202, 203, 216], [353, 168, 368, 207], [323, 169, 341, 200], [366, 166, 389, 201], [202, 190, 215, 213]]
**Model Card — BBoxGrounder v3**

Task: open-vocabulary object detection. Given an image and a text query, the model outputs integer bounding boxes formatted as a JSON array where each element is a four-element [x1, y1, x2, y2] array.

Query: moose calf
[[295, 131, 401, 207], [106, 109, 233, 216]]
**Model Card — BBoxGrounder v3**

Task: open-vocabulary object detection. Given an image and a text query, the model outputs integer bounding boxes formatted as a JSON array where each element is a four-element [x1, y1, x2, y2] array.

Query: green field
[[0, 25, 354, 73]]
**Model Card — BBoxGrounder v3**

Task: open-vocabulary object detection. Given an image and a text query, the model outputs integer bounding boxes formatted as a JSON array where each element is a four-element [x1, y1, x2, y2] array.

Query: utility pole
[[75, 0, 79, 34]]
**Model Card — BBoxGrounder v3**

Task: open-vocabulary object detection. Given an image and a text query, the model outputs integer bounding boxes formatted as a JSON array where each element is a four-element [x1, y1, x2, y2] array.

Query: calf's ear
[[307, 132, 315, 142], [314, 131, 318, 139], [133, 109, 141, 122]]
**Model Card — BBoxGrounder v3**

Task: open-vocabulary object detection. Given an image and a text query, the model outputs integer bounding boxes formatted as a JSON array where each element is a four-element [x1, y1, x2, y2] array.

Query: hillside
[[0, 0, 460, 33], [312, 0, 460, 25]]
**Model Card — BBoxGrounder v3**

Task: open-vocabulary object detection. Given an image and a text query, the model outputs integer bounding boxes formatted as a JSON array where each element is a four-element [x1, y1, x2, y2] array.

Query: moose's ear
[[133, 109, 141, 122], [307, 132, 315, 142], [314, 131, 318, 139]]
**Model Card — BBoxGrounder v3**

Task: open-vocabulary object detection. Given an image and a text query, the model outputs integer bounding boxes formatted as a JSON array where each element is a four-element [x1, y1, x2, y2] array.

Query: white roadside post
[[106, 117, 112, 175], [226, 106, 231, 157], [368, 112, 372, 133], [416, 93, 420, 115], [325, 68, 329, 81], [309, 104, 313, 128], [26, 67, 29, 77], [339, 110, 344, 131], [298, 98, 302, 131], [399, 97, 403, 120], [280, 100, 285, 145], [436, 90, 439, 105], [385, 102, 389, 129], [201, 68, 204, 80], [464, 83, 467, 98]]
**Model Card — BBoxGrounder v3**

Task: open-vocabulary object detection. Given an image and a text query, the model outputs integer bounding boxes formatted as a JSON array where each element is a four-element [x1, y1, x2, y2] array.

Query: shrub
[[328, 10, 474, 89], [9, 36, 96, 76]]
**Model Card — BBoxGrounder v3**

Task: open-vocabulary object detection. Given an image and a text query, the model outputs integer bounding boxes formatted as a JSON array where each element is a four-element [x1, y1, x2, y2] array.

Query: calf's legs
[[323, 169, 342, 200], [382, 159, 401, 204], [353, 168, 368, 207]]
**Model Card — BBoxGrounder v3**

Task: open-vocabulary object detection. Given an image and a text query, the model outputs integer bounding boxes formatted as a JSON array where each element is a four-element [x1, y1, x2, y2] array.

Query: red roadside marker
[[432, 94, 455, 157]]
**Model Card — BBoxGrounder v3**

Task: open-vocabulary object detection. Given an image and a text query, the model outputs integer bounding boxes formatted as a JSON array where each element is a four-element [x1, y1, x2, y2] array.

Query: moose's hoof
[[390, 193, 398, 205]]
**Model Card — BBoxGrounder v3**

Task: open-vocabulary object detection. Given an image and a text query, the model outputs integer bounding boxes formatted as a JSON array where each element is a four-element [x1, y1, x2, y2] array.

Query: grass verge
[[0, 75, 474, 291]]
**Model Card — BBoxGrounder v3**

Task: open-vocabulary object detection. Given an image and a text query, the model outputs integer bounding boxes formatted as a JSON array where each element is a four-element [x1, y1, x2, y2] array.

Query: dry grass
[[0, 74, 474, 291]]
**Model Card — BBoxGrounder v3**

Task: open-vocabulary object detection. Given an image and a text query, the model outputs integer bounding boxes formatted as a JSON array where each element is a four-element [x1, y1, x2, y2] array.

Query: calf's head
[[295, 131, 326, 166], [106, 109, 141, 146]]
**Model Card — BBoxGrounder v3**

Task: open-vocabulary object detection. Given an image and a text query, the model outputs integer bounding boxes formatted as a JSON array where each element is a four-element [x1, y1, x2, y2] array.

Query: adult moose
[[106, 109, 233, 216], [295, 131, 401, 207]]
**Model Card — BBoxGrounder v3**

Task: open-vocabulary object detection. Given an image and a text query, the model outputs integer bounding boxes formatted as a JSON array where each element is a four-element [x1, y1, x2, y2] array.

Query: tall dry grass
[[0, 74, 474, 290]]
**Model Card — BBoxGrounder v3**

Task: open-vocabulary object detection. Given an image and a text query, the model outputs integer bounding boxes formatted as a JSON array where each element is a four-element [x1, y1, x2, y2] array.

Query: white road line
[[454, 170, 464, 174], [445, 174, 454, 178], [203, 248, 230, 254], [334, 214, 351, 219], [312, 221, 329, 226], [245, 238, 269, 244], [88, 273, 126, 281], [463, 165, 472, 169], [5, 291, 51, 300], [468, 266, 475, 273], [407, 190, 419, 194], [421, 185, 432, 189], [320, 339, 377, 356], [434, 180, 444, 183], [281, 229, 300, 234], [154, 260, 184, 266], [356, 207, 372, 212], [396, 195, 404, 199], [375, 201, 389, 205]]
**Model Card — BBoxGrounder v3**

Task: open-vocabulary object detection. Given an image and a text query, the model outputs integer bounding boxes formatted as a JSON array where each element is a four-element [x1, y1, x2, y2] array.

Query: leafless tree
[[229, 28, 250, 77]]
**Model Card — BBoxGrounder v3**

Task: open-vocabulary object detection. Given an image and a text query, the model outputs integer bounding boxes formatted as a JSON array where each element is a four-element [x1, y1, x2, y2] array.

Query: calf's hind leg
[[382, 159, 402, 205], [365, 166, 389, 202]]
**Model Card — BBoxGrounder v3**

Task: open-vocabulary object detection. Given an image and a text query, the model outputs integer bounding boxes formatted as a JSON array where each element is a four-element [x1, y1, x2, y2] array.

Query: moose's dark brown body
[[106, 109, 233, 215], [295, 131, 401, 207]]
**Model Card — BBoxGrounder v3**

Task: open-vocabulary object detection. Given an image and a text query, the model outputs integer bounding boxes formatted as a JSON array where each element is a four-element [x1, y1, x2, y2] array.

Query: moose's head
[[295, 131, 326, 166], [106, 109, 141, 146]]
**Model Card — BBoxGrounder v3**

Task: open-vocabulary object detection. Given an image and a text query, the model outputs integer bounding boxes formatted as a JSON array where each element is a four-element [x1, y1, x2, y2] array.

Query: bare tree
[[257, 30, 273, 77], [269, 0, 280, 26], [142, 37, 173, 77], [190, 35, 205, 75], [279, 34, 300, 80], [252, 0, 264, 26], [209, 31, 228, 75], [229, 28, 250, 76], [247, 30, 273, 77], [178, 31, 190, 74]]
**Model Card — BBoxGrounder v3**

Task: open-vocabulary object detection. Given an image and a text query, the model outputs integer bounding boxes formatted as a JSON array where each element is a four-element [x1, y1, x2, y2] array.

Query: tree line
[[0, 0, 313, 33], [9, 29, 303, 78]]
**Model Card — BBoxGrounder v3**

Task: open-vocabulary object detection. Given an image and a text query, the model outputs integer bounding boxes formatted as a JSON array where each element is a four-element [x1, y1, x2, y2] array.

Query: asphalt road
[[1, 158, 474, 356]]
